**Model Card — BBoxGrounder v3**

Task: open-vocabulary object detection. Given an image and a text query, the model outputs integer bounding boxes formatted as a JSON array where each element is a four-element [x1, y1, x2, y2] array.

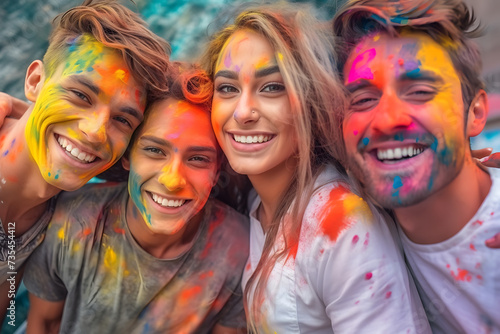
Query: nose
[[79, 108, 109, 143], [371, 92, 413, 134], [233, 90, 260, 125], [158, 160, 187, 192]]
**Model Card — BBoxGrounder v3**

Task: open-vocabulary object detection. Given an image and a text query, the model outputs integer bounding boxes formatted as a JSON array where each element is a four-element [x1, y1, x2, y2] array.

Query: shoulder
[[49, 182, 127, 237], [203, 199, 250, 254]]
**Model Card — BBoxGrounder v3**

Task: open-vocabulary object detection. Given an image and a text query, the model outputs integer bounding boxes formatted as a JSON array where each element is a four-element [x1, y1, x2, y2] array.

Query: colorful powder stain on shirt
[[319, 186, 373, 242]]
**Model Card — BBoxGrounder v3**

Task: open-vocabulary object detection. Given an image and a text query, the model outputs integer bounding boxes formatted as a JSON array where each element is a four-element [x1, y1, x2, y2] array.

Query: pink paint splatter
[[364, 232, 370, 246], [472, 220, 483, 227], [385, 291, 392, 299], [353, 130, 359, 136], [352, 235, 359, 244], [365, 272, 373, 280], [450, 268, 472, 282], [470, 243, 476, 251], [347, 48, 376, 83]]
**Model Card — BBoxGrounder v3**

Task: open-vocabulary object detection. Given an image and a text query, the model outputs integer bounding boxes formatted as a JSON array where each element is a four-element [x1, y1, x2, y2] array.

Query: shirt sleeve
[[215, 282, 247, 329], [23, 218, 68, 302], [310, 201, 430, 333]]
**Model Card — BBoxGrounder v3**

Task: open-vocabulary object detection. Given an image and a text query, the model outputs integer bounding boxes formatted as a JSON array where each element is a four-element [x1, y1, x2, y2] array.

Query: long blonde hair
[[201, 3, 347, 330]]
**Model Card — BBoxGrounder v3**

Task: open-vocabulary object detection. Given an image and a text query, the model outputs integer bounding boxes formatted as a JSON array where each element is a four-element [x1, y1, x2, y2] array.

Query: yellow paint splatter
[[104, 246, 118, 271], [58, 227, 65, 240]]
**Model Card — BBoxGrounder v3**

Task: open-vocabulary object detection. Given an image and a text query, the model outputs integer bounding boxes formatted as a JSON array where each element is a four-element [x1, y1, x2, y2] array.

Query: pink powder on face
[[347, 48, 377, 83]]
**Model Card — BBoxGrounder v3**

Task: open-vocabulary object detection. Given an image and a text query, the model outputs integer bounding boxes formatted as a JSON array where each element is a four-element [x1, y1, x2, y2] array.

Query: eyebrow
[[345, 70, 444, 93], [255, 65, 280, 78], [71, 76, 100, 95], [121, 106, 144, 122], [214, 65, 281, 80], [70, 75, 143, 122], [214, 70, 238, 80], [345, 79, 372, 93], [398, 69, 444, 83]]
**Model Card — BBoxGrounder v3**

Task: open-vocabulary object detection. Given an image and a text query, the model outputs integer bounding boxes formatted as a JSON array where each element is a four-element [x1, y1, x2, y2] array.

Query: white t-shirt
[[242, 165, 431, 333], [400, 168, 500, 334]]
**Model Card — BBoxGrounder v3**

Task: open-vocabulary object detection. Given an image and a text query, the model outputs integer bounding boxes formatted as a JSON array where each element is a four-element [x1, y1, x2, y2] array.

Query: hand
[[485, 233, 500, 248], [472, 147, 500, 168], [0, 92, 30, 126]]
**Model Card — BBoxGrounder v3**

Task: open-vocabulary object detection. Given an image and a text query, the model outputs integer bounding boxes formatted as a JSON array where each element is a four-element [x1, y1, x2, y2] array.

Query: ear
[[25, 60, 45, 102], [121, 154, 131, 171], [466, 90, 489, 138]]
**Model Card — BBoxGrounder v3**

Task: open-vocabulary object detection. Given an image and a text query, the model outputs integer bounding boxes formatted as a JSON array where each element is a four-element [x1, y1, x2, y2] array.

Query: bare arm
[[26, 293, 64, 334], [212, 323, 247, 334]]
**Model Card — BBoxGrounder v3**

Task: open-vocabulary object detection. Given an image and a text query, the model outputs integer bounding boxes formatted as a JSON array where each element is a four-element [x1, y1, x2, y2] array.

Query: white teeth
[[376, 145, 425, 162], [152, 193, 186, 208], [233, 134, 272, 144], [57, 136, 97, 163]]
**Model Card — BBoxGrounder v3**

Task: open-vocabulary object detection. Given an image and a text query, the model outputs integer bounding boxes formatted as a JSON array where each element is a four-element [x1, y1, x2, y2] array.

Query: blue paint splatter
[[362, 137, 370, 146], [48, 172, 51, 177], [393, 176, 403, 189], [394, 132, 404, 141], [430, 138, 438, 152], [55, 174, 59, 180], [406, 68, 421, 79], [427, 175, 434, 191]]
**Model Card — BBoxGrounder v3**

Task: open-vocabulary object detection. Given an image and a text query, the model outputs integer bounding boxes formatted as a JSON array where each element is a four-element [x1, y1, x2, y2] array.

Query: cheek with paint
[[128, 170, 151, 225], [25, 83, 83, 178]]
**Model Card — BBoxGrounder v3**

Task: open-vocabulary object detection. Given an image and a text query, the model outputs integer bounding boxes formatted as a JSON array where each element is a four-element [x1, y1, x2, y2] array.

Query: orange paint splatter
[[180, 286, 202, 303], [319, 186, 352, 241], [450, 268, 472, 282], [199, 271, 214, 279], [82, 228, 92, 236], [245, 262, 251, 271], [114, 227, 125, 235]]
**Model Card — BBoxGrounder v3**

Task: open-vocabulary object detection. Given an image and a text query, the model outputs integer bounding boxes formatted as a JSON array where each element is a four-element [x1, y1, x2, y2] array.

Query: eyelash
[[144, 147, 164, 155], [71, 90, 90, 103], [114, 116, 132, 128]]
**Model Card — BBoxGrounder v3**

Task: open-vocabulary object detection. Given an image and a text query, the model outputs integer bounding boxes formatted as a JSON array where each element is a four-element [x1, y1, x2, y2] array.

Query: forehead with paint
[[215, 29, 279, 80], [25, 34, 146, 191], [136, 99, 217, 151], [342, 30, 469, 208]]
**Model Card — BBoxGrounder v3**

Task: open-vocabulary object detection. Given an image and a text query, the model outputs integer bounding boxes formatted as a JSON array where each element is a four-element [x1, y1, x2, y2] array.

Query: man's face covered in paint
[[26, 34, 146, 191], [342, 31, 467, 208]]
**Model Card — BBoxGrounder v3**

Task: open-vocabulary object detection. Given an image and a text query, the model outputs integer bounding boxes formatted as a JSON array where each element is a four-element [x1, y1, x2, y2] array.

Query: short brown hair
[[43, 0, 170, 102], [333, 0, 484, 110]]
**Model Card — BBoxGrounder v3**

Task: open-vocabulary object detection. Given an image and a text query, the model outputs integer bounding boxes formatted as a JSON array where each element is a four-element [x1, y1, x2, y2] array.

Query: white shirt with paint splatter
[[399, 168, 500, 334], [243, 165, 430, 334]]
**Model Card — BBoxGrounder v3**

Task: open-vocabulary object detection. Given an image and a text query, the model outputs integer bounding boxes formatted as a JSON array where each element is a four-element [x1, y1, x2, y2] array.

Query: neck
[[125, 197, 201, 259], [248, 156, 298, 231], [395, 157, 491, 244], [0, 114, 60, 235]]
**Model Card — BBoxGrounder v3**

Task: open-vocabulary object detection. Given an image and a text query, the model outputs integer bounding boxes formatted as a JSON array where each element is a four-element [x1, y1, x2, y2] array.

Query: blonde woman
[[202, 3, 430, 333]]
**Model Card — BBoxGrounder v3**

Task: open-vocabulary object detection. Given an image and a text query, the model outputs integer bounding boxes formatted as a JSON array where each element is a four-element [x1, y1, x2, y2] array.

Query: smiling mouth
[[56, 135, 97, 163], [151, 193, 188, 208], [233, 134, 273, 144], [373, 144, 428, 164]]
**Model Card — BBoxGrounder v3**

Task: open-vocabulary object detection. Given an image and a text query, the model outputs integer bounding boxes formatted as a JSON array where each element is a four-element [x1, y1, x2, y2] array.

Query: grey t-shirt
[[24, 183, 249, 333], [0, 197, 56, 283]]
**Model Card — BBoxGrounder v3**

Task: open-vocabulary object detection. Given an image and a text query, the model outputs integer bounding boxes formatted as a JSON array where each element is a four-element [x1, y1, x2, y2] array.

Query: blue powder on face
[[393, 175, 403, 189], [362, 137, 370, 146]]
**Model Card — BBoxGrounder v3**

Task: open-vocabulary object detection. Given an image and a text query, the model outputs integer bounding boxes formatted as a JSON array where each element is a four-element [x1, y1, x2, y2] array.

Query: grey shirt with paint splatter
[[24, 183, 249, 333]]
